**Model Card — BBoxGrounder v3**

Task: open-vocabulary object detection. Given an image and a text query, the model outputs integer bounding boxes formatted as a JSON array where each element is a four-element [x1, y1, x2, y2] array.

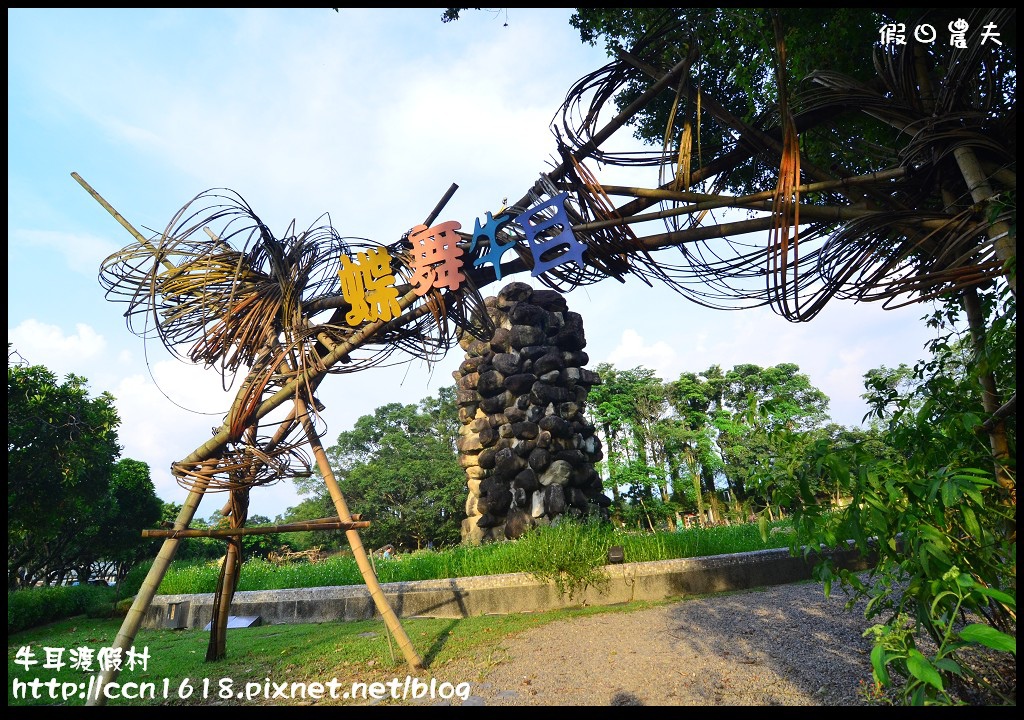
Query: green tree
[[861, 363, 921, 431], [712, 362, 830, 508], [315, 389, 466, 551], [666, 367, 728, 522], [587, 362, 634, 508], [8, 353, 122, 589], [159, 502, 223, 562], [592, 362, 830, 526], [778, 287, 1016, 705], [243, 515, 280, 560], [590, 364, 679, 526], [419, 384, 461, 451], [80, 458, 163, 585], [274, 497, 343, 553]]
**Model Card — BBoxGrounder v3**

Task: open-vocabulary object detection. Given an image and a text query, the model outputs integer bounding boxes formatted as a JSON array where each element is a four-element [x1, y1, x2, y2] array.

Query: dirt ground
[[434, 580, 879, 706], [425, 580, 1014, 707]]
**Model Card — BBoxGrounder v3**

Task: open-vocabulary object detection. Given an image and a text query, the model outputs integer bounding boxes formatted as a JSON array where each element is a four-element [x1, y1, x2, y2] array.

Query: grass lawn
[[7, 519, 802, 706], [8, 600, 667, 707]]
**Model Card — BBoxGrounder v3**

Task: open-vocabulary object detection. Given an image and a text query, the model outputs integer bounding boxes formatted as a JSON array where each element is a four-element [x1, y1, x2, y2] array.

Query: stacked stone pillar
[[455, 282, 611, 544]]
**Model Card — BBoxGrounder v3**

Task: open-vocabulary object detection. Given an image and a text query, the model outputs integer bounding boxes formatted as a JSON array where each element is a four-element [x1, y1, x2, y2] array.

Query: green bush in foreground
[[7, 584, 117, 634]]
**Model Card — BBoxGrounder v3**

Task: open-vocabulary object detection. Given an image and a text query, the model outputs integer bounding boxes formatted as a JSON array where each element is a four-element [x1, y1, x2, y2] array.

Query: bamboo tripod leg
[[296, 398, 425, 670], [85, 406, 302, 705], [208, 502, 244, 662], [85, 478, 209, 706]]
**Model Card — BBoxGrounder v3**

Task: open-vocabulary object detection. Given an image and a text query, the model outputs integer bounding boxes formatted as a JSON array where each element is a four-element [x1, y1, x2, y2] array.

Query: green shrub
[[114, 597, 134, 618], [7, 584, 116, 634], [514, 519, 613, 599], [118, 559, 153, 597]]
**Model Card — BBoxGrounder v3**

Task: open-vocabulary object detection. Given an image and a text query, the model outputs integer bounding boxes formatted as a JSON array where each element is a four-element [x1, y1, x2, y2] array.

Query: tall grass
[[150, 519, 795, 596]]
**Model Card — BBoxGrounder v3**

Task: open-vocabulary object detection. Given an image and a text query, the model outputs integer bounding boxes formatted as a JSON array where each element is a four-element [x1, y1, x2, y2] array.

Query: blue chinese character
[[468, 210, 518, 280], [514, 192, 587, 278]]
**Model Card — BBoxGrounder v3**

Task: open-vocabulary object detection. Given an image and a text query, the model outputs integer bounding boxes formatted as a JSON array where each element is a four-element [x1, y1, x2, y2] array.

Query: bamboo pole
[[297, 514, 363, 523], [295, 397, 425, 670], [573, 196, 901, 234], [208, 493, 244, 662], [86, 340, 396, 706], [962, 286, 1015, 506], [949, 141, 1016, 520], [209, 412, 301, 661], [78, 170, 429, 702], [598, 167, 908, 207], [952, 147, 1017, 297], [71, 172, 177, 274], [85, 472, 209, 705]]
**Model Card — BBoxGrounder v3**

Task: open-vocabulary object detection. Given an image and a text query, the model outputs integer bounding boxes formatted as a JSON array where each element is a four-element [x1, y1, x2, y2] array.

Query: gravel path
[[439, 580, 879, 706]]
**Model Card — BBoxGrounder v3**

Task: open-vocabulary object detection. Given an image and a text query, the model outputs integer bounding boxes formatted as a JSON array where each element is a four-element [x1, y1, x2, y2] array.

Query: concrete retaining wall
[[142, 543, 871, 630]]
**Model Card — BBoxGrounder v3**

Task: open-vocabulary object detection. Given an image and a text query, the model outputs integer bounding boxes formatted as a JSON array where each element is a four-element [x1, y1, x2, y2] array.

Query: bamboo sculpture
[[78, 8, 1013, 704]]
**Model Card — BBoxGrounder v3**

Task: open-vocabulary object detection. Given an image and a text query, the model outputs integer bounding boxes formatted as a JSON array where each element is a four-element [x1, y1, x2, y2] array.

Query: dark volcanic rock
[[457, 283, 608, 544]]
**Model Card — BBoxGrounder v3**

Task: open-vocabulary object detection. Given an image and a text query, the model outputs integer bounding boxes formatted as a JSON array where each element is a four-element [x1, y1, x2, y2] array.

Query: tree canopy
[[311, 387, 466, 551], [570, 8, 1015, 196], [8, 350, 161, 588], [589, 360, 834, 528], [444, 7, 1014, 324]]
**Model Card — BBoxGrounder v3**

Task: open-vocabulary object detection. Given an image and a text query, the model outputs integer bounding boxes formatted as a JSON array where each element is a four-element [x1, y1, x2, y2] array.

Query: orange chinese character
[[337, 247, 402, 326], [407, 221, 465, 296]]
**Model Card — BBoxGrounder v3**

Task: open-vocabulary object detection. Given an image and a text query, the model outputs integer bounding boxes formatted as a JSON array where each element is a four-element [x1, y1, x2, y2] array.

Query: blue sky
[[8, 8, 940, 520]]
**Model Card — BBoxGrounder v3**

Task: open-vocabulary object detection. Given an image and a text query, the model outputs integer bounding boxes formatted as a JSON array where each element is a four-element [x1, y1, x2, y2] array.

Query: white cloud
[[112, 361, 248, 515], [607, 328, 678, 380], [8, 319, 108, 379]]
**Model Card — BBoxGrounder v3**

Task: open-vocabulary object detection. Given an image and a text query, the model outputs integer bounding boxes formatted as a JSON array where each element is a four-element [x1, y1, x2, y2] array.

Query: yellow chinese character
[[337, 247, 402, 326]]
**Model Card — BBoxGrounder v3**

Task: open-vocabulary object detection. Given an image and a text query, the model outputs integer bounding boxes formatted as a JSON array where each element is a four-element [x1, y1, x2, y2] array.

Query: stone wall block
[[491, 351, 522, 376], [509, 324, 546, 348], [489, 326, 511, 352], [477, 370, 507, 397], [457, 283, 612, 544]]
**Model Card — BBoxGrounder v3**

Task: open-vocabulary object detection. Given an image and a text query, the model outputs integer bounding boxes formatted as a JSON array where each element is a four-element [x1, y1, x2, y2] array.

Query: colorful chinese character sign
[[337, 247, 402, 326], [407, 221, 465, 296], [469, 210, 517, 280], [514, 192, 587, 277]]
